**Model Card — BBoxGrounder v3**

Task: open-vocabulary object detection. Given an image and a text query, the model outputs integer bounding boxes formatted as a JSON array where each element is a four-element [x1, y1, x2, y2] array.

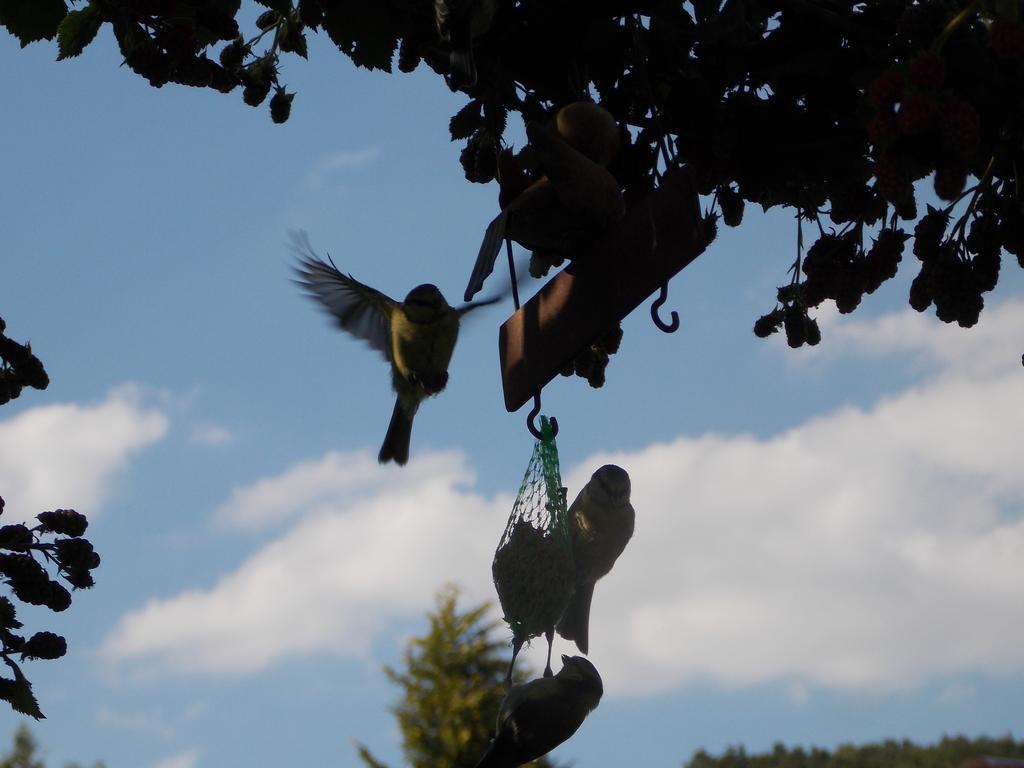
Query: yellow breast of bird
[[571, 498, 634, 580], [390, 308, 460, 394]]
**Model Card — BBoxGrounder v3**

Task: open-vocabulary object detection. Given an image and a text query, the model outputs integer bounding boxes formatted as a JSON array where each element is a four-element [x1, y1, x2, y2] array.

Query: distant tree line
[[686, 735, 1024, 768]]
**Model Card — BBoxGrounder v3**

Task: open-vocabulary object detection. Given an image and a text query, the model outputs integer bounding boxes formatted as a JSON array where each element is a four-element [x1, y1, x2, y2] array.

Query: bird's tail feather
[[465, 210, 508, 302], [379, 399, 414, 465], [555, 582, 594, 655], [447, 49, 477, 90]]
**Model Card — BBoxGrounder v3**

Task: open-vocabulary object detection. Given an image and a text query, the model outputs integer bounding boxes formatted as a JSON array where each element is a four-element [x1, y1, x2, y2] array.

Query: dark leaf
[[253, 0, 290, 13], [321, 0, 399, 72], [0, 660, 44, 719], [210, 0, 242, 16], [0, 0, 67, 47], [56, 4, 100, 59], [449, 99, 482, 140], [0, 596, 21, 629], [279, 21, 308, 58], [483, 102, 507, 139], [298, 0, 323, 28]]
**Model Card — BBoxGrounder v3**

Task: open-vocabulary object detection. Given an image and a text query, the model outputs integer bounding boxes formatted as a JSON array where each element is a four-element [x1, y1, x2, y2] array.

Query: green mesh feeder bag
[[492, 416, 574, 678]]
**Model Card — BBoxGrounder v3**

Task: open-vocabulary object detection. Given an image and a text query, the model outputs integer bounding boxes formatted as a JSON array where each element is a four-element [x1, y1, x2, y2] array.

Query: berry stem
[[244, 26, 274, 50], [933, 0, 980, 54], [949, 154, 996, 245], [790, 210, 805, 284]]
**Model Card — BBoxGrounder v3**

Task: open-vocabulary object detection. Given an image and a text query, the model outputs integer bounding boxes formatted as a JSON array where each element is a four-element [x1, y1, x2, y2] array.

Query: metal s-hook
[[526, 393, 558, 440], [651, 282, 680, 333]]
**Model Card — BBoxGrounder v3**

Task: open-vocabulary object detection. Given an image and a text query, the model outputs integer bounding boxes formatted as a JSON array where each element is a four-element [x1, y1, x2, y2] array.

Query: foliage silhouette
[[0, 319, 101, 719], [5, 1, 1024, 361]]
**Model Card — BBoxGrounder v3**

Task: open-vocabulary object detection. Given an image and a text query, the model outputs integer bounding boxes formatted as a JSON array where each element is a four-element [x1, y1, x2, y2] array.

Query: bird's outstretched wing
[[457, 293, 502, 316], [465, 210, 509, 302], [290, 230, 396, 360]]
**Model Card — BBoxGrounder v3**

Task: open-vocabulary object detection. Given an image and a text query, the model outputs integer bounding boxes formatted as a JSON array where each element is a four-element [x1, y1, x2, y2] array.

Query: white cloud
[[303, 146, 381, 189], [189, 423, 233, 446], [104, 451, 507, 676], [214, 450, 388, 530], [571, 300, 1024, 696], [103, 301, 1024, 699], [805, 294, 1022, 378], [153, 749, 199, 768], [0, 385, 168, 522], [97, 705, 175, 739]]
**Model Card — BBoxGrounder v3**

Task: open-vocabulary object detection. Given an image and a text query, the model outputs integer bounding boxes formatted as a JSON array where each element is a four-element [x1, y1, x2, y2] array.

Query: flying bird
[[291, 231, 498, 465], [556, 464, 635, 654], [474, 654, 604, 768]]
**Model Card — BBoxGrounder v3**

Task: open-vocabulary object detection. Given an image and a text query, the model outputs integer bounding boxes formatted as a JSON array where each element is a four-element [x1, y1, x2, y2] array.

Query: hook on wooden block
[[650, 282, 680, 333], [526, 393, 558, 440]]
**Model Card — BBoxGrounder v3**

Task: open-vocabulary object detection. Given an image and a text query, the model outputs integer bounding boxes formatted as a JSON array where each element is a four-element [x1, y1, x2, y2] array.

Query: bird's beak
[[561, 654, 571, 665]]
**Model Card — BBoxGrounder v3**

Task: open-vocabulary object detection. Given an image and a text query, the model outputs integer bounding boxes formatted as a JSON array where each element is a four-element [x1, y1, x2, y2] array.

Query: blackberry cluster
[[459, 129, 499, 184], [866, 48, 980, 208], [270, 88, 295, 124], [85, 0, 303, 123], [802, 226, 908, 314], [907, 194, 1005, 328], [0, 499, 100, 718], [716, 185, 744, 228], [0, 318, 49, 406], [754, 221, 907, 349], [559, 325, 623, 388], [754, 292, 820, 350]]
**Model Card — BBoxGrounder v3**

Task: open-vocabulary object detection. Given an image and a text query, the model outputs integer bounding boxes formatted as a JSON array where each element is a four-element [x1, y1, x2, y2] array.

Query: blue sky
[[2, 18, 1024, 768]]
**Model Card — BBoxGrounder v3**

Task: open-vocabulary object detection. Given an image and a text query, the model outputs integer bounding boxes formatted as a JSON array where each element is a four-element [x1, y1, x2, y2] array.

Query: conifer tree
[[1, 726, 43, 768], [356, 585, 553, 768], [0, 724, 105, 768]]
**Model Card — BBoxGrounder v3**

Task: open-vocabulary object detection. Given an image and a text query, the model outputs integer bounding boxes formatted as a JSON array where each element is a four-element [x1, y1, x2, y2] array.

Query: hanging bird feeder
[[492, 415, 574, 681]]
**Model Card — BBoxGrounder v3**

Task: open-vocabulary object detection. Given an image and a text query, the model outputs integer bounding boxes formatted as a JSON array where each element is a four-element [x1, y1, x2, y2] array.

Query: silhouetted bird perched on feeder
[[556, 464, 635, 654], [291, 230, 499, 465], [474, 655, 603, 768], [465, 101, 625, 301], [434, 0, 496, 90]]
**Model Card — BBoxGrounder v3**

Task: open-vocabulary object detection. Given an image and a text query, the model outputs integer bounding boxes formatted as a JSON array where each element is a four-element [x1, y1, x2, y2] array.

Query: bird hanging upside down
[[291, 230, 498, 465], [474, 654, 604, 768]]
